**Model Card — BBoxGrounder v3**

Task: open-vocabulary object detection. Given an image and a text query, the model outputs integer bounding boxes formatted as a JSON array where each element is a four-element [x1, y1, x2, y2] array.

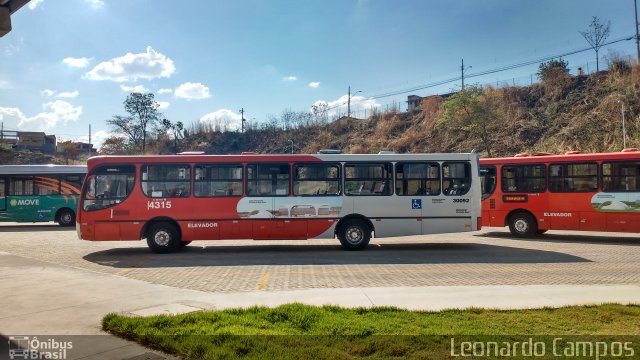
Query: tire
[[146, 222, 180, 254], [337, 219, 371, 250], [508, 212, 537, 237], [57, 208, 76, 227]]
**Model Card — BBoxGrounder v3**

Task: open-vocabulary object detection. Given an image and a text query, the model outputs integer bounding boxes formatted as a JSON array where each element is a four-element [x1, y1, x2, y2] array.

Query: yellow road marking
[[256, 271, 271, 290]]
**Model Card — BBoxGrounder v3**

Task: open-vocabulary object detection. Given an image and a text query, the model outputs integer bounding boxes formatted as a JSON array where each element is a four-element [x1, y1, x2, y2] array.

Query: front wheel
[[146, 223, 180, 254], [57, 208, 76, 227], [338, 219, 371, 250], [508, 212, 537, 237]]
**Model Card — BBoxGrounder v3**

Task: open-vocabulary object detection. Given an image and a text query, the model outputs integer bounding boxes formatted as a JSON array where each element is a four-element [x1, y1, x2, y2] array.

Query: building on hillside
[[15, 132, 57, 152], [0, 129, 57, 153], [406, 93, 455, 112]]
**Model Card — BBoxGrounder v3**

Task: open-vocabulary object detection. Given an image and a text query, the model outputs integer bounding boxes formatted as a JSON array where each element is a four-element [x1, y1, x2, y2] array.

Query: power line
[[338, 34, 635, 109]]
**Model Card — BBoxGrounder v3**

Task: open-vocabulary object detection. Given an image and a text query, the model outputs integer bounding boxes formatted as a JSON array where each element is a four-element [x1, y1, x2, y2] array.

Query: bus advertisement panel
[[77, 153, 482, 253], [480, 150, 640, 236], [0, 165, 86, 226]]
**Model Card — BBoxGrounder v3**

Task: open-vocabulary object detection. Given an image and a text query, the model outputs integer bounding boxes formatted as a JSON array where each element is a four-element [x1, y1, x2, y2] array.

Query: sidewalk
[[1, 251, 639, 359]]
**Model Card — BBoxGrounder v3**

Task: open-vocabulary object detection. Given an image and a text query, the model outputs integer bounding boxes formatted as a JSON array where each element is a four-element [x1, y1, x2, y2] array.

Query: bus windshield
[[82, 165, 135, 211]]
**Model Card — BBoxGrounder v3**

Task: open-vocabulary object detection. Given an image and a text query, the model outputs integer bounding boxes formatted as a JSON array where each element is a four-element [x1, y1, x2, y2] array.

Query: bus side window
[[443, 162, 471, 196]]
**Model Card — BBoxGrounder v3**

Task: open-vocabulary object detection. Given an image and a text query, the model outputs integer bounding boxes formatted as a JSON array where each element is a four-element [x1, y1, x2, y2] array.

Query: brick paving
[[1, 223, 639, 293]]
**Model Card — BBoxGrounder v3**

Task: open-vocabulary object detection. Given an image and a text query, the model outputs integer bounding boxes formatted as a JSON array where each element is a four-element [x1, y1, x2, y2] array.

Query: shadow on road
[[478, 230, 640, 246], [83, 241, 590, 268]]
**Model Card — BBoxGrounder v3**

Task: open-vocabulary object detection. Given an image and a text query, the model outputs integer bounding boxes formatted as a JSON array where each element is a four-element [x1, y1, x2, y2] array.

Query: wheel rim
[[61, 213, 72, 224], [154, 230, 171, 247], [346, 226, 364, 244], [514, 218, 529, 233]]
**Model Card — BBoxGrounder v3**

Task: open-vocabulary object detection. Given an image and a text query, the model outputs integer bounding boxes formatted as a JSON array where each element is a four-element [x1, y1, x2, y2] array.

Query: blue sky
[[0, 0, 635, 148]]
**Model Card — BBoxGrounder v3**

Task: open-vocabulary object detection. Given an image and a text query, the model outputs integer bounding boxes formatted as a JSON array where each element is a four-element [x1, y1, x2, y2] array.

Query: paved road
[[0, 223, 639, 293]]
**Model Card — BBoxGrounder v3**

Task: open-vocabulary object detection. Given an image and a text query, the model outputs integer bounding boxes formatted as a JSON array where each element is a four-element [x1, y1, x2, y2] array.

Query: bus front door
[[0, 178, 5, 211]]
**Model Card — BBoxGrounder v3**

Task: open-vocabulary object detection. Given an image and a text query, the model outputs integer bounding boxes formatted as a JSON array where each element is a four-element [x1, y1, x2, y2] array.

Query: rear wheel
[[508, 212, 537, 237], [337, 219, 371, 250], [146, 223, 180, 254], [57, 208, 76, 227]]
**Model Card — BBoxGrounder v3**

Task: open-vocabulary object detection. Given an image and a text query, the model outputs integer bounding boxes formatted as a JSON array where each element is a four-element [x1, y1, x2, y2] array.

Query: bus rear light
[[477, 217, 482, 231]]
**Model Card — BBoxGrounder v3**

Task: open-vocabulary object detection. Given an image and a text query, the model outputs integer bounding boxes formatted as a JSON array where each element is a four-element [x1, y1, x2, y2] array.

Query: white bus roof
[[0, 164, 86, 175]]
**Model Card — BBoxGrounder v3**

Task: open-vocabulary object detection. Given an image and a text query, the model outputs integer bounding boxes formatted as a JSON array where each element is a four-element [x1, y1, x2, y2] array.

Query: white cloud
[[199, 109, 242, 131], [157, 101, 170, 110], [0, 80, 11, 89], [57, 90, 80, 98], [28, 0, 44, 10], [174, 82, 211, 100], [312, 94, 380, 119], [84, 46, 176, 82], [283, 76, 297, 81], [120, 84, 149, 93], [308, 82, 320, 88], [41, 89, 54, 97], [63, 57, 91, 68], [158, 88, 173, 94], [84, 0, 104, 9], [0, 100, 82, 131]]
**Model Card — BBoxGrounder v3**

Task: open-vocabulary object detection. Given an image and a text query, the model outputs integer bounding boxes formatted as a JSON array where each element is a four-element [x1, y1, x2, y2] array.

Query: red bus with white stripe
[[77, 152, 481, 253], [480, 149, 640, 236]]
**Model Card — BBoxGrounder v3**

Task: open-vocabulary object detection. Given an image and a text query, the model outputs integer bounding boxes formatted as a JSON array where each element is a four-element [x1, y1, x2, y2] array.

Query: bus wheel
[[508, 212, 537, 237], [146, 223, 180, 254], [57, 208, 76, 227], [338, 219, 371, 250]]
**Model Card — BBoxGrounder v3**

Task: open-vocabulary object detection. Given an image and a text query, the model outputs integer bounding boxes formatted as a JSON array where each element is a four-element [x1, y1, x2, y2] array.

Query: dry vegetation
[[174, 64, 640, 158]]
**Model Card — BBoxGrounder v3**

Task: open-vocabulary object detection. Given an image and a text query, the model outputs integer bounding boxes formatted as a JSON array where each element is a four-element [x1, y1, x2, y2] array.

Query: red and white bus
[[480, 150, 640, 236], [77, 152, 482, 253]]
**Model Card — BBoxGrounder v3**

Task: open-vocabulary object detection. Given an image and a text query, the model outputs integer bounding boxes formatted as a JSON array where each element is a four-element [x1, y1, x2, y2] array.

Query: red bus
[[77, 152, 482, 253], [480, 150, 640, 236]]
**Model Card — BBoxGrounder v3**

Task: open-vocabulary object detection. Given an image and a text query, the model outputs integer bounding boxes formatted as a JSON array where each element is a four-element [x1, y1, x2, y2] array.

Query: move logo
[[9, 199, 40, 207]]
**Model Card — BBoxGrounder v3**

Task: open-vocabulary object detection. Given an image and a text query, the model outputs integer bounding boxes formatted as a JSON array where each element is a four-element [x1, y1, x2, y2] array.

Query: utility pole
[[239, 108, 246, 133], [88, 124, 92, 155], [461, 59, 471, 90], [635, 0, 640, 63]]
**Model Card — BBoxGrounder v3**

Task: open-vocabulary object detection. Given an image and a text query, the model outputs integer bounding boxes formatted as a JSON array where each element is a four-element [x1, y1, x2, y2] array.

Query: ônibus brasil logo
[[8, 336, 73, 359], [9, 199, 39, 207]]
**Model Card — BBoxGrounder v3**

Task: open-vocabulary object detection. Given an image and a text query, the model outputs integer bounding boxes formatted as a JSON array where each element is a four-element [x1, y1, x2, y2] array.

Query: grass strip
[[103, 303, 640, 359]]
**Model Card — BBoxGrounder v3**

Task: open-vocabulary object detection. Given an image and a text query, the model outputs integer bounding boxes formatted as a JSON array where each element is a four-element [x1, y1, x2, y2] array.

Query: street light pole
[[620, 100, 627, 149], [288, 139, 294, 154], [347, 86, 362, 118]]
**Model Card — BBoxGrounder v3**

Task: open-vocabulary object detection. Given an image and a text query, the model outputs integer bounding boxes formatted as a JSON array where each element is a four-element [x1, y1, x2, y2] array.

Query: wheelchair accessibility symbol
[[412, 199, 422, 209]]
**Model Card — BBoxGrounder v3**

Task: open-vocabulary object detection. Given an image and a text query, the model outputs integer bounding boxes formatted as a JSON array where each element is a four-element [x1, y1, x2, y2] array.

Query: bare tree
[[106, 115, 142, 149], [580, 16, 611, 72]]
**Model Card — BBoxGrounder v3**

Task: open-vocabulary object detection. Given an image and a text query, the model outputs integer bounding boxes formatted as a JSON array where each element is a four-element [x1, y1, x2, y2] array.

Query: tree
[[106, 115, 142, 150], [537, 58, 570, 81], [437, 85, 500, 157], [107, 93, 161, 153], [99, 136, 131, 155], [311, 101, 329, 125], [161, 118, 185, 150], [580, 16, 611, 72]]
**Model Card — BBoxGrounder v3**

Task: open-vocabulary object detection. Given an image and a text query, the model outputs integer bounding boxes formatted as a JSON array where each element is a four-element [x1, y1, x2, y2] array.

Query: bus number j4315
[[147, 200, 172, 210]]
